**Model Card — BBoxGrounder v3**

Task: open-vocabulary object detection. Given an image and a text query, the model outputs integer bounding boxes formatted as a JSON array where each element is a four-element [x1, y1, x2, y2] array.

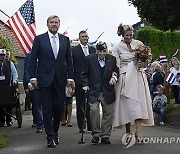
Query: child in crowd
[[61, 85, 75, 127], [153, 85, 167, 126], [168, 59, 180, 104]]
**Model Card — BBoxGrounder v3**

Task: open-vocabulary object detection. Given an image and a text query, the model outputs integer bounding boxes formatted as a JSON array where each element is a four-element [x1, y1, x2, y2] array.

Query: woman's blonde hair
[[169, 57, 179, 67], [154, 63, 162, 72], [117, 23, 134, 36]]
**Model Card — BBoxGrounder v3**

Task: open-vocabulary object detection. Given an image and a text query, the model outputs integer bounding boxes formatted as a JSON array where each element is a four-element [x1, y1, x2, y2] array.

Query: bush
[[136, 27, 180, 60], [0, 34, 16, 63]]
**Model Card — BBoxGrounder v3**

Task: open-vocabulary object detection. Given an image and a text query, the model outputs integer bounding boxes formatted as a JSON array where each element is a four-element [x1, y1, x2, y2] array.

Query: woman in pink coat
[[112, 24, 154, 142]]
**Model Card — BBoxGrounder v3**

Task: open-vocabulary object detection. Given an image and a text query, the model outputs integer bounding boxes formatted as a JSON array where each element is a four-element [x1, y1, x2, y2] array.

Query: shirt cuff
[[67, 79, 74, 82], [28, 82, 33, 86], [30, 78, 37, 81]]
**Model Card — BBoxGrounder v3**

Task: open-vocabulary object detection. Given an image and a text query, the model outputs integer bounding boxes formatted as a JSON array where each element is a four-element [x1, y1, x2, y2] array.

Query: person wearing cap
[[0, 49, 18, 127], [72, 30, 95, 133], [81, 41, 119, 144]]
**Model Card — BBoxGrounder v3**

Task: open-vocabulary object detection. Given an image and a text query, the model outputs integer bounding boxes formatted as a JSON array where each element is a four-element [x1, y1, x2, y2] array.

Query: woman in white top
[[112, 24, 154, 141]]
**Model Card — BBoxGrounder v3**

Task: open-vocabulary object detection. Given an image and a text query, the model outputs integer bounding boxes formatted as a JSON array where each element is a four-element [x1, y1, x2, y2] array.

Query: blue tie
[[52, 36, 58, 58]]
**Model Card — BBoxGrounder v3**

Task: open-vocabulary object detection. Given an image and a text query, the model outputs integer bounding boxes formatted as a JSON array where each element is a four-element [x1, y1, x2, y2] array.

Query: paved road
[[1, 102, 180, 154]]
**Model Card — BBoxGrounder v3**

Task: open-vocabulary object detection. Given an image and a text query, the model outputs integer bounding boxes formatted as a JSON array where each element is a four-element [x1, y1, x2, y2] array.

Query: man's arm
[[65, 36, 74, 87], [10, 61, 18, 83], [81, 56, 89, 91], [30, 36, 39, 86], [109, 56, 119, 85], [23, 53, 30, 89]]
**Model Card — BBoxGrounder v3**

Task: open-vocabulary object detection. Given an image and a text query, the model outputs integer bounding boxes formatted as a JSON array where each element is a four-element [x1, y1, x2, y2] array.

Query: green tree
[[0, 34, 16, 63], [128, 0, 180, 31]]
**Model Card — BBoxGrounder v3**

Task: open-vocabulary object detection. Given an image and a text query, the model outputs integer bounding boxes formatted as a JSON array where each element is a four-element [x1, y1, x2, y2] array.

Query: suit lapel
[[78, 45, 85, 57], [93, 55, 101, 77], [103, 55, 110, 78], [88, 46, 94, 54], [44, 32, 55, 58], [57, 33, 63, 58]]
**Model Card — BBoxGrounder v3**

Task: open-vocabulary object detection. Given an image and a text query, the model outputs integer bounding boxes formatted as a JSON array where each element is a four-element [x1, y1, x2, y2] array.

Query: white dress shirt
[[80, 44, 89, 56], [48, 31, 59, 55]]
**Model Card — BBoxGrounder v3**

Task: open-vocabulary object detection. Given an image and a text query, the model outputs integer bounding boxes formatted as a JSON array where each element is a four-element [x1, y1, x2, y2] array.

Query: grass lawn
[[0, 129, 9, 148]]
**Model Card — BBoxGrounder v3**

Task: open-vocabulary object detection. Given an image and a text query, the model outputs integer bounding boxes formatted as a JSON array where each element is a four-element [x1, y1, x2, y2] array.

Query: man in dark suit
[[30, 15, 74, 148], [23, 52, 43, 133], [72, 30, 95, 133], [81, 41, 119, 144]]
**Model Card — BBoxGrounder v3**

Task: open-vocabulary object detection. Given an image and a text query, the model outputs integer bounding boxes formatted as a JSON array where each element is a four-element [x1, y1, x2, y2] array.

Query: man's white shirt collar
[[48, 31, 58, 38]]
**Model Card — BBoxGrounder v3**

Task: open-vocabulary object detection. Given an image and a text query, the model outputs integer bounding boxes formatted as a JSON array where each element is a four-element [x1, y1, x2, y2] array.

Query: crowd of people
[[0, 15, 179, 149]]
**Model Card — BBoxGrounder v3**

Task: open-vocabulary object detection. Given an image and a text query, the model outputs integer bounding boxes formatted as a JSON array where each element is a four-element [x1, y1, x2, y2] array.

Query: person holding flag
[[167, 58, 180, 105]]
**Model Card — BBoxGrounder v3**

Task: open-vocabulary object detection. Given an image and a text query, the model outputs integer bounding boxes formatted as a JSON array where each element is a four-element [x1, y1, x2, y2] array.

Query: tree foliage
[[128, 0, 180, 31], [0, 34, 16, 63]]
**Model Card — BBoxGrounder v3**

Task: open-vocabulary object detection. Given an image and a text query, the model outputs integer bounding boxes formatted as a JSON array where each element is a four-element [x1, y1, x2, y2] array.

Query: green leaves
[[136, 27, 180, 59], [128, 0, 180, 31]]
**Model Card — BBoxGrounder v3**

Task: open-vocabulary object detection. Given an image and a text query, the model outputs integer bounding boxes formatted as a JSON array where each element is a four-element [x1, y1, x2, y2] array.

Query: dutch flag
[[166, 73, 176, 84]]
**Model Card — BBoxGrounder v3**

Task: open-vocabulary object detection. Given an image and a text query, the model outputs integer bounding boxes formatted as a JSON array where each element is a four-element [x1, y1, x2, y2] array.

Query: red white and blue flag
[[88, 32, 104, 46], [8, 0, 36, 55], [166, 73, 175, 84]]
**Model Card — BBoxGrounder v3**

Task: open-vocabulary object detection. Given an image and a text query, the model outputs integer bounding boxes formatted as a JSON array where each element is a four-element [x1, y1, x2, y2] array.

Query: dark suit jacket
[[72, 44, 96, 87], [81, 53, 119, 104], [30, 32, 73, 87], [23, 53, 31, 90]]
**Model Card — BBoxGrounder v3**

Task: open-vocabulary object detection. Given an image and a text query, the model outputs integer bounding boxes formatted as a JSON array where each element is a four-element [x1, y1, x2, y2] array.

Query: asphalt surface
[[1, 96, 180, 154]]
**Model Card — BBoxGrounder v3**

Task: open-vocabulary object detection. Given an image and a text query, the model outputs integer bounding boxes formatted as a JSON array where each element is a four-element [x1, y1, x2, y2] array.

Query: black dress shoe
[[32, 124, 36, 127], [36, 128, 43, 133], [54, 136, 60, 145], [6, 121, 13, 127], [87, 128, 92, 131], [47, 140, 56, 148], [91, 137, 99, 145], [79, 129, 85, 133], [101, 137, 110, 144]]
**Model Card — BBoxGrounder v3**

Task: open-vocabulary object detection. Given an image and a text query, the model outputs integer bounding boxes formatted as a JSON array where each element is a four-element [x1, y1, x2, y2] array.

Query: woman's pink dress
[[112, 39, 154, 127]]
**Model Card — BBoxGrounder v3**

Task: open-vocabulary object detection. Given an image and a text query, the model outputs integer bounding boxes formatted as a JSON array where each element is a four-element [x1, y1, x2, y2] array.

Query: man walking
[[30, 15, 74, 148], [81, 41, 119, 144], [72, 30, 96, 133]]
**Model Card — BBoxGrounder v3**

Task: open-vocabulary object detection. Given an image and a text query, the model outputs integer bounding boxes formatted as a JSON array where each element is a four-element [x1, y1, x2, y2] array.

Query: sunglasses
[[0, 54, 6, 56]]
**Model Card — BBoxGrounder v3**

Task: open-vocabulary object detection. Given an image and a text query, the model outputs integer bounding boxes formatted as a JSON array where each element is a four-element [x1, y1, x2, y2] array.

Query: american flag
[[8, 0, 36, 55]]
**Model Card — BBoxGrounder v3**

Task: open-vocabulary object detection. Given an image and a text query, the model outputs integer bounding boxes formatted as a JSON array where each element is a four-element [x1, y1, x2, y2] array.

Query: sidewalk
[[1, 95, 180, 153]]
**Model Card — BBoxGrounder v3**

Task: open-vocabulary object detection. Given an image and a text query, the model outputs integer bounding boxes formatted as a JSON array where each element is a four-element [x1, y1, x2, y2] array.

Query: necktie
[[83, 46, 88, 56], [52, 36, 58, 58]]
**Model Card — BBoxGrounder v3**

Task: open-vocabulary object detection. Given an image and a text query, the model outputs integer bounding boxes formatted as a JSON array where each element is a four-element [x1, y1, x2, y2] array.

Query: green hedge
[[136, 27, 180, 60], [0, 34, 16, 63]]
